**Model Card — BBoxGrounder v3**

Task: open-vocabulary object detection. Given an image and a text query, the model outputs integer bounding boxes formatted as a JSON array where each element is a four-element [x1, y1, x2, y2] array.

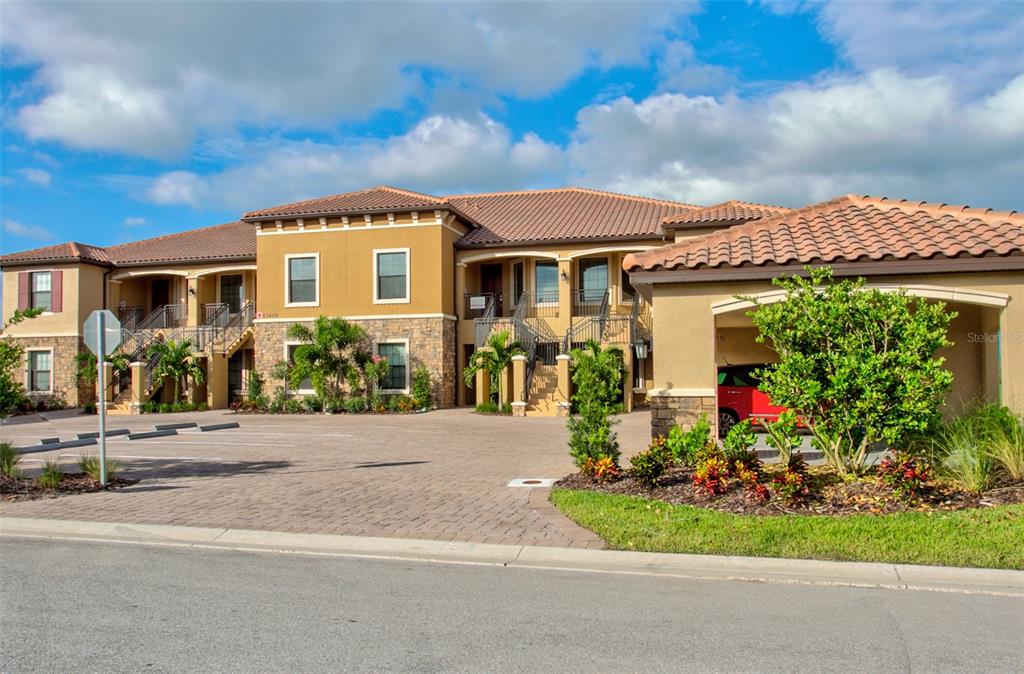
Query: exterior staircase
[[526, 364, 559, 415], [106, 388, 135, 415]]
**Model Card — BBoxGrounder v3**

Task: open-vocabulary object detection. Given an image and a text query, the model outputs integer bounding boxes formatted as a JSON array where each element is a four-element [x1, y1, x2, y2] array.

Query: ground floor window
[[377, 342, 408, 392], [27, 350, 52, 392]]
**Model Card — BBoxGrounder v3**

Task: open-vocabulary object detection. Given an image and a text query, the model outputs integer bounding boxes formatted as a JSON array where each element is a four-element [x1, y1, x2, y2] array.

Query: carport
[[624, 195, 1024, 438]]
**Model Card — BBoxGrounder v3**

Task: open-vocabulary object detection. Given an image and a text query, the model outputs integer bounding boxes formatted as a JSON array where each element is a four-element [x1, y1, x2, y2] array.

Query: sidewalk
[[3, 516, 1021, 597]]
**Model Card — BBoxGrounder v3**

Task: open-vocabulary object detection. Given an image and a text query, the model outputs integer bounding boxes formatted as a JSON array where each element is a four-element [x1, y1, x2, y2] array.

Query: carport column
[[474, 366, 491, 407], [207, 353, 229, 410], [648, 287, 719, 438], [558, 258, 572, 319], [498, 363, 514, 407], [130, 361, 146, 411], [511, 355, 527, 417], [455, 262, 467, 319], [999, 298, 1024, 415], [555, 353, 572, 417]]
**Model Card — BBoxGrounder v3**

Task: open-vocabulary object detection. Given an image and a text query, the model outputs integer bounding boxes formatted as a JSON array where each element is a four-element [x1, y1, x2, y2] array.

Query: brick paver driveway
[[0, 409, 650, 548]]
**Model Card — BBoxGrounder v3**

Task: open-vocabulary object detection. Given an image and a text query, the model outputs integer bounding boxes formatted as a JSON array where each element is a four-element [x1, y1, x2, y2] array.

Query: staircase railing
[[216, 300, 255, 354], [117, 305, 143, 332], [137, 303, 187, 331], [473, 294, 499, 347]]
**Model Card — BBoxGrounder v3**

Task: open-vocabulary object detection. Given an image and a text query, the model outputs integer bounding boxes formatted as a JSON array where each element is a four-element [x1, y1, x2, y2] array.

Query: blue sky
[[1, 0, 1022, 254]]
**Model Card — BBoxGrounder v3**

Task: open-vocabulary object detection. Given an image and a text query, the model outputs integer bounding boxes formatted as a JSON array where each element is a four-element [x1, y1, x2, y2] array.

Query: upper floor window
[[511, 261, 524, 304], [535, 260, 558, 304], [374, 249, 409, 303], [31, 272, 52, 311], [620, 267, 635, 303], [578, 257, 608, 303], [27, 350, 52, 393], [286, 254, 318, 306]]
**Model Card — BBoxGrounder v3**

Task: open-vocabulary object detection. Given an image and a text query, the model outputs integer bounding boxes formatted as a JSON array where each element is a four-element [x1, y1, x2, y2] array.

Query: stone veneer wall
[[254, 316, 457, 408], [7, 335, 93, 408], [649, 391, 717, 438]]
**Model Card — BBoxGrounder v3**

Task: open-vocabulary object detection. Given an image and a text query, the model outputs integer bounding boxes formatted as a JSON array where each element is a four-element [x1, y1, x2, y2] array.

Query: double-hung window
[[286, 255, 318, 306], [578, 257, 609, 303], [377, 342, 408, 391], [27, 350, 52, 393], [374, 249, 409, 303], [31, 272, 52, 311], [534, 261, 558, 305]]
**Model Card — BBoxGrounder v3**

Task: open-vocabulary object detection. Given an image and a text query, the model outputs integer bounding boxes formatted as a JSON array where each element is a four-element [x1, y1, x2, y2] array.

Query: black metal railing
[[464, 292, 501, 319], [571, 288, 608, 316], [518, 291, 559, 318], [137, 303, 187, 331], [117, 305, 143, 332], [203, 303, 230, 327], [216, 300, 255, 353], [473, 294, 499, 347]]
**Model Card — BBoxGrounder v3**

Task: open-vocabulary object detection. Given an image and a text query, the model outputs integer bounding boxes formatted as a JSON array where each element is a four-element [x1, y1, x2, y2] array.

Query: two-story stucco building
[[2, 186, 1022, 436]]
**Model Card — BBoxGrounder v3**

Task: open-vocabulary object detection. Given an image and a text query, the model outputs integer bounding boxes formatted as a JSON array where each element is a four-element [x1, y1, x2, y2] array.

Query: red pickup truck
[[717, 364, 787, 437]]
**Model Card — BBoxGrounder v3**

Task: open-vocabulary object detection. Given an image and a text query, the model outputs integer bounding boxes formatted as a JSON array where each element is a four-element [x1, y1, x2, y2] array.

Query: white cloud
[[3, 218, 54, 242], [769, 0, 1024, 97], [567, 70, 1024, 208], [145, 115, 564, 210], [3, 1, 695, 158], [122, 216, 148, 227], [18, 168, 51, 187]]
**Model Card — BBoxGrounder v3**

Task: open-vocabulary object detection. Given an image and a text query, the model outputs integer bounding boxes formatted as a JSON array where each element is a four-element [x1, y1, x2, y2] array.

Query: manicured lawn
[[551, 489, 1024, 569]]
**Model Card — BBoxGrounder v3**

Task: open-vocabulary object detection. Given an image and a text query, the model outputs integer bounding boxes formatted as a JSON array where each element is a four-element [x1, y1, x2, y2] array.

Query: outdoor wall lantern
[[634, 339, 648, 360], [188, 286, 196, 297], [560, 270, 569, 282]]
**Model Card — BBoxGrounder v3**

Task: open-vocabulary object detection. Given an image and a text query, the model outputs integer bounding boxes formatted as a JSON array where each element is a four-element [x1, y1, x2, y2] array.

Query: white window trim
[[29, 270, 54, 313], [284, 253, 320, 308], [373, 247, 411, 305], [283, 341, 315, 395], [374, 338, 410, 394], [25, 347, 54, 394]]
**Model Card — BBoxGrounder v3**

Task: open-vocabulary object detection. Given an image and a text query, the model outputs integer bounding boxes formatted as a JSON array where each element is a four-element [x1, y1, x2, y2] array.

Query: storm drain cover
[[507, 478, 556, 488]]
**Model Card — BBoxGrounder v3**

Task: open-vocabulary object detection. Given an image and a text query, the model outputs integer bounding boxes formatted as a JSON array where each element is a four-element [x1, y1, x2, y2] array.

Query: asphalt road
[[1, 538, 1021, 673]]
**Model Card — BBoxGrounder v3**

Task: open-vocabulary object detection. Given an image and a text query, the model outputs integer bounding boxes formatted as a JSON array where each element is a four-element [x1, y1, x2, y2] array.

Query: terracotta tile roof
[[625, 195, 1024, 272], [0, 241, 110, 266], [0, 221, 254, 269], [449, 187, 698, 246], [662, 200, 792, 227], [105, 221, 254, 265], [242, 185, 449, 219]]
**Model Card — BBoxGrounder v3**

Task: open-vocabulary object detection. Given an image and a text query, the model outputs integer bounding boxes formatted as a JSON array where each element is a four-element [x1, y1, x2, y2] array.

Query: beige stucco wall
[[648, 270, 1024, 416], [254, 211, 465, 320], [2, 263, 99, 337]]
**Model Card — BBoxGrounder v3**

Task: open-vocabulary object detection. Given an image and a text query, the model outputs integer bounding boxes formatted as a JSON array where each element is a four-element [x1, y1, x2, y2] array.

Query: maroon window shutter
[[17, 272, 30, 311], [50, 270, 63, 312]]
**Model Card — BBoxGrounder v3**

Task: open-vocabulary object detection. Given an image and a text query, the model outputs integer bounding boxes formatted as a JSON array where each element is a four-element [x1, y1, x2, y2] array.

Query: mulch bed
[[1, 473, 138, 501], [556, 465, 1024, 516]]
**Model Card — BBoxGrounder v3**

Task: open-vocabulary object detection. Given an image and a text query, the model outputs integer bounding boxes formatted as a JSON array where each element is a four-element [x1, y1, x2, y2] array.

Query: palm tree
[[147, 339, 205, 403], [286, 316, 367, 399], [463, 330, 525, 404]]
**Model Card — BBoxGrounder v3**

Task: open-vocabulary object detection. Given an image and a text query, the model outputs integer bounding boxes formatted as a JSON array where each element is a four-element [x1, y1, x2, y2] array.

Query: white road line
[[205, 431, 353, 438], [22, 455, 225, 462], [127, 440, 296, 447]]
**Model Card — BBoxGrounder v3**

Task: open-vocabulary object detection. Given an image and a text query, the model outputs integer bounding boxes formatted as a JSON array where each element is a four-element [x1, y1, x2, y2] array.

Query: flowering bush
[[771, 454, 812, 504], [693, 456, 732, 496], [877, 450, 932, 500], [582, 455, 620, 483]]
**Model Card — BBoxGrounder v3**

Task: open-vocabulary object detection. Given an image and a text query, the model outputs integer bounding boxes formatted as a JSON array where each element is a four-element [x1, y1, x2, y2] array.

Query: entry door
[[151, 278, 170, 310], [481, 264, 503, 315], [220, 274, 244, 314]]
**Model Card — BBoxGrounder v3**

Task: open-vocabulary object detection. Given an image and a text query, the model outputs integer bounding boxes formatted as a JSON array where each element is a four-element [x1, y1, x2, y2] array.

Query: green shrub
[[475, 401, 500, 414], [663, 415, 714, 466], [284, 398, 304, 414], [630, 442, 671, 488], [247, 370, 266, 405], [877, 450, 931, 501], [567, 341, 623, 469], [77, 454, 121, 482], [158, 402, 173, 414], [0, 442, 23, 478], [37, 460, 63, 489], [302, 395, 324, 413], [763, 410, 801, 464], [323, 395, 343, 414], [82, 403, 97, 415], [722, 418, 757, 463], [171, 401, 189, 413], [196, 402, 209, 412], [913, 405, 1005, 492], [984, 407, 1024, 481], [343, 396, 367, 413], [412, 365, 432, 409]]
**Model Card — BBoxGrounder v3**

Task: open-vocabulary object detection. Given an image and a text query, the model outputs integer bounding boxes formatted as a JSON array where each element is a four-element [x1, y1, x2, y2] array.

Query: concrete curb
[[1, 516, 1021, 596]]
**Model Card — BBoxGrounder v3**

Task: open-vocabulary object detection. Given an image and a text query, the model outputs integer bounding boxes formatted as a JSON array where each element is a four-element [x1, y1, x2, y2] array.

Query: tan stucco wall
[[254, 211, 464, 320], [648, 270, 1024, 416], [2, 263, 97, 337]]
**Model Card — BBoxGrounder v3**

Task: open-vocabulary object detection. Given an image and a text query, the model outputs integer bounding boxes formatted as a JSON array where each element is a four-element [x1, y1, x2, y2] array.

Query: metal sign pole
[[98, 312, 107, 487]]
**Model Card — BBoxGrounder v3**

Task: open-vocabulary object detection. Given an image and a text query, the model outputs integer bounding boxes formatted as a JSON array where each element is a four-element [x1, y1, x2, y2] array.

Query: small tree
[[287, 316, 366, 399], [147, 339, 205, 404], [75, 352, 131, 398], [0, 308, 43, 417], [463, 330, 525, 404], [567, 340, 624, 468], [745, 266, 955, 475]]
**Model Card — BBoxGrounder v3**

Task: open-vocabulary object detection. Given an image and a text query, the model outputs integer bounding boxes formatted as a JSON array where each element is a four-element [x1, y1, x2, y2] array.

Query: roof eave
[[0, 257, 111, 269], [242, 204, 480, 229], [455, 232, 667, 250]]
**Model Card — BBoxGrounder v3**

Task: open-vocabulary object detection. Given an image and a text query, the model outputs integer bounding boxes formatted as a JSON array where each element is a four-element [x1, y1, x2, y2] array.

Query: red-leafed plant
[[877, 450, 932, 500]]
